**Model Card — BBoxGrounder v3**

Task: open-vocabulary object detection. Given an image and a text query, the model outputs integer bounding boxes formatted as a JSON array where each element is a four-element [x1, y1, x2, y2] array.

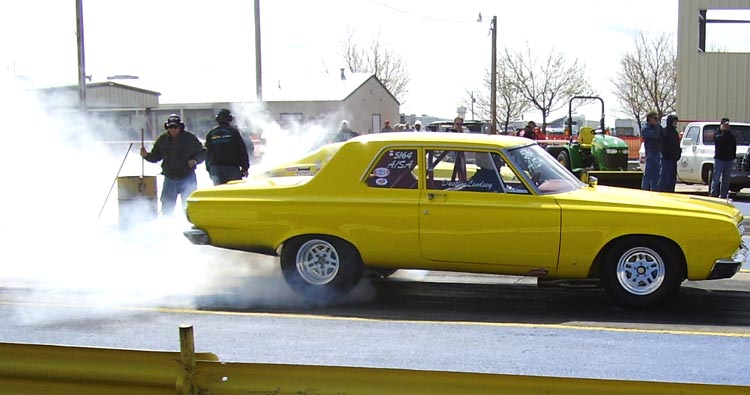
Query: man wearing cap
[[710, 117, 736, 199], [381, 120, 394, 133], [205, 109, 250, 185], [141, 114, 206, 216], [640, 110, 662, 191]]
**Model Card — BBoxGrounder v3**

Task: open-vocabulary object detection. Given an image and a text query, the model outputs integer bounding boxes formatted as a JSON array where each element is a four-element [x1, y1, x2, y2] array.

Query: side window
[[365, 149, 418, 189], [703, 125, 718, 145], [424, 149, 527, 194], [683, 126, 699, 144]]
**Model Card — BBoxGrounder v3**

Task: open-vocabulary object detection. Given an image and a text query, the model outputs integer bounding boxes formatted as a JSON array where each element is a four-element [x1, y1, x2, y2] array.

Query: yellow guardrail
[[0, 325, 747, 395]]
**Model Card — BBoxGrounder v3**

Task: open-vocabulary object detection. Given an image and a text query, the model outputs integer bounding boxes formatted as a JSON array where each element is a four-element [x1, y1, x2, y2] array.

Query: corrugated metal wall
[[677, 0, 750, 122], [86, 84, 159, 108]]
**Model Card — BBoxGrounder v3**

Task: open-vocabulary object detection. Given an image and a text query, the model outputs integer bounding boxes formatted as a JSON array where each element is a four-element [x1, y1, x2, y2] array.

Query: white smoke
[[0, 73, 375, 325]]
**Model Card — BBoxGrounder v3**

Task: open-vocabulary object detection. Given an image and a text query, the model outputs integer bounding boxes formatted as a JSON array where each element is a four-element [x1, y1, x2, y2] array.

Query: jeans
[[658, 159, 677, 192], [209, 164, 243, 186], [710, 159, 733, 198], [641, 152, 661, 191], [161, 172, 197, 216]]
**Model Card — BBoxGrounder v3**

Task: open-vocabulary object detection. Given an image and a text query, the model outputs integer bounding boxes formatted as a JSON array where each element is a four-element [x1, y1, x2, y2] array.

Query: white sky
[[0, 0, 736, 123]]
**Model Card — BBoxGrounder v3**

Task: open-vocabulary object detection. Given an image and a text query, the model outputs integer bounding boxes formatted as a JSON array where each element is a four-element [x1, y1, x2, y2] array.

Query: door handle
[[427, 192, 447, 200]]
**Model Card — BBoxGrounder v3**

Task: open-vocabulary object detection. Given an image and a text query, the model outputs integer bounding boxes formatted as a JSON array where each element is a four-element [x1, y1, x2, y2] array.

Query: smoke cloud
[[0, 73, 374, 325]]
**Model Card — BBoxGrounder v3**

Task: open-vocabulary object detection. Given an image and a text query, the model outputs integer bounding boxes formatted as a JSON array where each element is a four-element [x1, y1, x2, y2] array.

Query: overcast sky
[[3, 0, 746, 123]]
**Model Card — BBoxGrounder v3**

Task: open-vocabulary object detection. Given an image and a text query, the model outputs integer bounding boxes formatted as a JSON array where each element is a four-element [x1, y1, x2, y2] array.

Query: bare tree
[[503, 44, 594, 132], [466, 56, 530, 134], [342, 29, 410, 103], [612, 31, 676, 127]]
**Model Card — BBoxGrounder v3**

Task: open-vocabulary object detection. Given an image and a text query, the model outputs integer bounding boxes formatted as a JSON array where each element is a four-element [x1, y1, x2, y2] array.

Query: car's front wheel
[[557, 151, 571, 171], [281, 235, 363, 304], [601, 237, 684, 308]]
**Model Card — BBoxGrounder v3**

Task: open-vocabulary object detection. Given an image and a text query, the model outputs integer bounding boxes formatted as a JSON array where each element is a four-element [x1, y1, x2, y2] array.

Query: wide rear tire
[[601, 237, 684, 308], [281, 235, 363, 304]]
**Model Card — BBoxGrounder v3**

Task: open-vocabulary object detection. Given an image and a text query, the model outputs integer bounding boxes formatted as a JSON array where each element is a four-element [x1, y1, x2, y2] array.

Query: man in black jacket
[[658, 114, 681, 192], [710, 117, 737, 198], [205, 109, 250, 185], [141, 114, 206, 215]]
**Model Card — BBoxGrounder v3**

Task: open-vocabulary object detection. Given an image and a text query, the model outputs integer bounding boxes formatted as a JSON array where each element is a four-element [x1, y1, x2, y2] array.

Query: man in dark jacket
[[658, 114, 681, 192], [710, 117, 737, 198], [141, 114, 206, 215], [640, 110, 662, 191], [205, 109, 250, 185]]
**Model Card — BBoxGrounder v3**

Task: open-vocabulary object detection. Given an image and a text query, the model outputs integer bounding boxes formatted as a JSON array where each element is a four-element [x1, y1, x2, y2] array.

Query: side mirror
[[587, 176, 598, 187], [681, 137, 693, 146]]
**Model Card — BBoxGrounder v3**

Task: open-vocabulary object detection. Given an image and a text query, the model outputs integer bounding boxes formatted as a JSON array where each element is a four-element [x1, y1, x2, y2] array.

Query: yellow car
[[184, 132, 747, 307]]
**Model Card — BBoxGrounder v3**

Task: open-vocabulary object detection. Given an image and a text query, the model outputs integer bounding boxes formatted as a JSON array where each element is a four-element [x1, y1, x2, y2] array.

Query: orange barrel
[[117, 176, 158, 227]]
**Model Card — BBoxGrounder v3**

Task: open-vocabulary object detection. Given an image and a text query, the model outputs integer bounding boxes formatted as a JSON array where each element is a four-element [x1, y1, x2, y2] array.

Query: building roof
[[36, 81, 161, 96], [263, 72, 395, 103]]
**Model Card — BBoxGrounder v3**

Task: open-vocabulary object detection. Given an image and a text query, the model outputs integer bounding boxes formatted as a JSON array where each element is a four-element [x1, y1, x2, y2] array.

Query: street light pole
[[75, 0, 87, 112], [489, 15, 497, 135], [254, 0, 263, 102]]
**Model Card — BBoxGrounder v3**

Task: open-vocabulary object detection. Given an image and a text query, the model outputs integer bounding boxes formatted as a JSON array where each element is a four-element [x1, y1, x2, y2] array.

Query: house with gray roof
[[263, 69, 399, 134]]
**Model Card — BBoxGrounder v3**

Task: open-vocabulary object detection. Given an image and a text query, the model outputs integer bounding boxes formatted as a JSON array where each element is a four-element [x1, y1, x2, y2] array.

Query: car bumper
[[184, 228, 210, 245], [709, 241, 748, 279], [730, 171, 750, 188]]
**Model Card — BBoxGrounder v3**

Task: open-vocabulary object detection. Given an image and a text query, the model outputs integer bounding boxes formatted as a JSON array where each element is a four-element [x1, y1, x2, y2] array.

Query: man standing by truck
[[658, 114, 681, 192], [640, 111, 662, 191], [710, 118, 736, 199]]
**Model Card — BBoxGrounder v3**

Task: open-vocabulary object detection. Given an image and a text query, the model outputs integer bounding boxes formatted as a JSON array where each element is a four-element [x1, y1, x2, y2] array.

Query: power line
[[365, 0, 475, 24]]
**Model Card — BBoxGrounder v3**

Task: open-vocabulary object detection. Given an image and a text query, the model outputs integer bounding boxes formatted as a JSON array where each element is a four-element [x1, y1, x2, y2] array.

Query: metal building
[[677, 0, 750, 122]]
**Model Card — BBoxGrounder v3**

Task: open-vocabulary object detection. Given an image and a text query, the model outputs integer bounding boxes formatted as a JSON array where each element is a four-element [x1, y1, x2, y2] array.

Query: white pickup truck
[[677, 121, 750, 192]]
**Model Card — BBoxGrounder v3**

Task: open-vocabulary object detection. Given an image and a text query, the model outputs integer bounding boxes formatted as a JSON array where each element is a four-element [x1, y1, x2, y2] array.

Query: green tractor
[[545, 96, 643, 189]]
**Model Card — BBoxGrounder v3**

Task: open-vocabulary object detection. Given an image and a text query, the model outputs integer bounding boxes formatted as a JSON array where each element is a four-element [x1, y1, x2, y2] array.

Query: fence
[[0, 325, 746, 395]]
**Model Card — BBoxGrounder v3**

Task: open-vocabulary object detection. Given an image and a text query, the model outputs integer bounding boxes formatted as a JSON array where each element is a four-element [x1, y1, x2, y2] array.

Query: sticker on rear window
[[375, 178, 388, 186], [374, 167, 390, 177]]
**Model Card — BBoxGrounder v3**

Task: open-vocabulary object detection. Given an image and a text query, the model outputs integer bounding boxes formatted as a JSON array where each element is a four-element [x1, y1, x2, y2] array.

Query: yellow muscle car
[[184, 132, 747, 307]]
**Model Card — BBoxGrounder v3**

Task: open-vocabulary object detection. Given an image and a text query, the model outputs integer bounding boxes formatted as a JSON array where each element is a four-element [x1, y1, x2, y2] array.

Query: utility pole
[[489, 15, 497, 135], [76, 0, 87, 112], [254, 0, 262, 102]]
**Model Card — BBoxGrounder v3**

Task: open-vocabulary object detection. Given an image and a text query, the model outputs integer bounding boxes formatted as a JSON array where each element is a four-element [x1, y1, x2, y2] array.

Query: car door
[[418, 148, 560, 271], [678, 125, 702, 183]]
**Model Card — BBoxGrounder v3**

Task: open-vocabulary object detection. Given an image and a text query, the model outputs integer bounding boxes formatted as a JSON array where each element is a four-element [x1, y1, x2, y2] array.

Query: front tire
[[601, 237, 684, 308], [281, 235, 363, 304], [557, 151, 571, 171]]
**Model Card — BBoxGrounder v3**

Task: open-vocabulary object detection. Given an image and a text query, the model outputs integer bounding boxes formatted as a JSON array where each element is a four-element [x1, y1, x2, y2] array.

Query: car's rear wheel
[[601, 237, 684, 308], [281, 235, 363, 304]]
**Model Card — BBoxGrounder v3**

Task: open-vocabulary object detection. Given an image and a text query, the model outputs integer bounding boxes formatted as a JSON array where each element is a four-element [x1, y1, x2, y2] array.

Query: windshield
[[504, 144, 584, 194]]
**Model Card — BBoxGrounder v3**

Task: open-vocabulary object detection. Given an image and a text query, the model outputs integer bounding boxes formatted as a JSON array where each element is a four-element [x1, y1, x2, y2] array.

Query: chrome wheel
[[295, 239, 340, 285], [616, 247, 665, 296]]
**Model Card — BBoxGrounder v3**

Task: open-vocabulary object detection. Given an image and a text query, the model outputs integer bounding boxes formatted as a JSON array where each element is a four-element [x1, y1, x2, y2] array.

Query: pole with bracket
[[178, 325, 197, 395]]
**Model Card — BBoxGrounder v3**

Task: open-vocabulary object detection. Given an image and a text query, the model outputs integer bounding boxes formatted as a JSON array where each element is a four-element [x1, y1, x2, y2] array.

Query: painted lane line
[[3, 300, 750, 339]]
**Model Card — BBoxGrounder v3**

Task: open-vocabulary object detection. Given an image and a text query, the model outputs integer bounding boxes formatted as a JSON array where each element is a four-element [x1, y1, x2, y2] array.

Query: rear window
[[365, 149, 418, 189], [702, 125, 750, 145]]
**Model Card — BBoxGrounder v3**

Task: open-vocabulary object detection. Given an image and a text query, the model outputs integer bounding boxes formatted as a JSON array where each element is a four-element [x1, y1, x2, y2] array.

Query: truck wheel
[[703, 166, 713, 185], [557, 151, 571, 170], [281, 235, 363, 304], [600, 237, 684, 308]]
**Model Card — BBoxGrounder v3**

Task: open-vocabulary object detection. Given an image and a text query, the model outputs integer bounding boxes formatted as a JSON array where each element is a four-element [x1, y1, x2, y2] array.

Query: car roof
[[686, 121, 750, 127], [346, 131, 531, 148]]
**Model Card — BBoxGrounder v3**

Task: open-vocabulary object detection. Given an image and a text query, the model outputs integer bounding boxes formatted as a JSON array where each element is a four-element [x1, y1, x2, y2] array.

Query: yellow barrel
[[117, 176, 158, 227]]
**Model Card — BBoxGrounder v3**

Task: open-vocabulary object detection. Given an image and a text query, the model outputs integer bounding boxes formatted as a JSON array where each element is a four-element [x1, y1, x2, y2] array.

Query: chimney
[[340, 68, 346, 80]]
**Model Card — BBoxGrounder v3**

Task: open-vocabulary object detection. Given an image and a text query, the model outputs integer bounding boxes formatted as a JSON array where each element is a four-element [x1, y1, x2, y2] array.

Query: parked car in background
[[184, 132, 746, 308], [677, 121, 750, 192]]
